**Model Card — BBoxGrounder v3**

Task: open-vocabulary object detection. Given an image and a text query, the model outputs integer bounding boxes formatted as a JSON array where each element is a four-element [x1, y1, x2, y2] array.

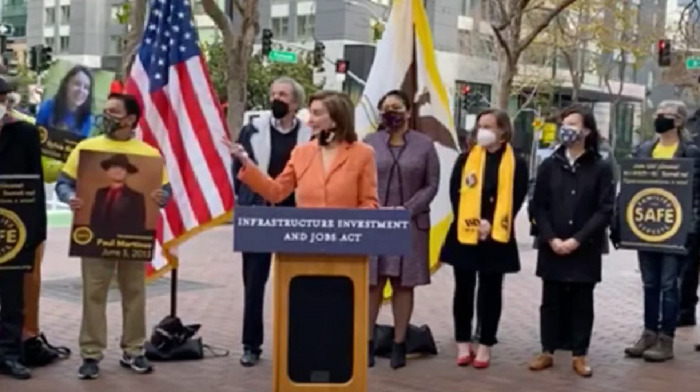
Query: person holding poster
[[36, 65, 94, 137], [55, 93, 171, 380], [439, 108, 529, 369], [528, 106, 614, 377], [0, 77, 47, 380], [616, 100, 700, 362]]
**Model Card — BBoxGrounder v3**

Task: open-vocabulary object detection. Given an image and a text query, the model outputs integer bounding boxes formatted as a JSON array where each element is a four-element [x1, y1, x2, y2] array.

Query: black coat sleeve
[[573, 160, 615, 244], [532, 159, 557, 242], [687, 144, 700, 237], [25, 125, 47, 244], [513, 156, 529, 215], [449, 153, 467, 214]]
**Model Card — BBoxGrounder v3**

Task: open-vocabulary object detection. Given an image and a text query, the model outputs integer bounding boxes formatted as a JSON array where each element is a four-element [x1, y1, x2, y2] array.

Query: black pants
[[540, 280, 595, 357], [0, 271, 25, 361], [241, 252, 272, 351], [680, 256, 699, 316], [453, 268, 504, 346]]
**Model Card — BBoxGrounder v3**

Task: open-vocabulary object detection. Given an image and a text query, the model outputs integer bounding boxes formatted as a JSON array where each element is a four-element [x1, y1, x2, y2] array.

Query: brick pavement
[[7, 215, 700, 392]]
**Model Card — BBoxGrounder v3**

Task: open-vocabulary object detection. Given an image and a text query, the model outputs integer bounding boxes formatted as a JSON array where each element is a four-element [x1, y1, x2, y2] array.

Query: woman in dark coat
[[440, 108, 529, 369], [364, 90, 440, 369], [528, 106, 614, 378]]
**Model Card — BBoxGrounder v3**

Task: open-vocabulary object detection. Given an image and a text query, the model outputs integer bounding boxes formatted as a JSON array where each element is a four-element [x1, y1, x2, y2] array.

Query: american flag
[[124, 0, 235, 280]]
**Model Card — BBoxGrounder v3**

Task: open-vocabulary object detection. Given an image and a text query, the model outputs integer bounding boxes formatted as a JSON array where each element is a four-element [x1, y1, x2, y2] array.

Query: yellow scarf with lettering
[[457, 144, 515, 245]]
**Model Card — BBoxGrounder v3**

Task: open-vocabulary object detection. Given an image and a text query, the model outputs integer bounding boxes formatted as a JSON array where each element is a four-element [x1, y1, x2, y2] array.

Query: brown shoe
[[528, 353, 553, 371], [572, 356, 592, 377]]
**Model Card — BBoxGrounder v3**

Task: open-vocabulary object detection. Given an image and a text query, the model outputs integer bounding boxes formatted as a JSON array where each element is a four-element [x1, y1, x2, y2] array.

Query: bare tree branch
[[202, 0, 236, 40], [517, 0, 578, 57]]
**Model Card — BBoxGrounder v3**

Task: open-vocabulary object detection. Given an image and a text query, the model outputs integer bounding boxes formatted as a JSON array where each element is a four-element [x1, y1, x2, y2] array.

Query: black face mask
[[317, 129, 333, 146], [654, 116, 676, 134], [103, 115, 125, 134], [271, 99, 289, 119]]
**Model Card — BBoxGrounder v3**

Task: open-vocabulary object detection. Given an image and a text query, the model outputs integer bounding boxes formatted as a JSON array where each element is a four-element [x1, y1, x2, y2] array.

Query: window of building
[[45, 7, 55, 26], [297, 14, 315, 40], [60, 5, 70, 24], [59, 36, 69, 52], [45, 37, 55, 49], [271, 17, 288, 40], [109, 35, 125, 54], [461, 0, 476, 16], [193, 0, 204, 14]]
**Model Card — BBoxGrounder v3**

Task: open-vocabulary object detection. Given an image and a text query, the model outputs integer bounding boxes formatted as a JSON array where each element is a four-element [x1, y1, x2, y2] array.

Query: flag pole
[[170, 267, 178, 316]]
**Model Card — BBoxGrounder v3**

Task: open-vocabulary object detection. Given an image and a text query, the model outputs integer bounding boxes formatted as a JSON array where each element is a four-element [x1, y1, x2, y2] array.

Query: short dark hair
[[559, 105, 600, 154], [108, 92, 141, 129], [377, 90, 412, 111]]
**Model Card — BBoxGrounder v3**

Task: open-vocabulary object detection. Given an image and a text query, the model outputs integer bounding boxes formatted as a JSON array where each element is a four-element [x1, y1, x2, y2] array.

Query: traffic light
[[335, 59, 349, 74], [262, 28, 273, 56], [313, 41, 325, 68], [0, 35, 17, 75], [658, 39, 671, 67], [28, 45, 52, 72]]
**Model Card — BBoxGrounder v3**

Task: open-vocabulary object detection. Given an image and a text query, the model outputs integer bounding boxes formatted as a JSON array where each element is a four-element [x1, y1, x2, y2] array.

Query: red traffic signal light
[[335, 60, 348, 74], [658, 39, 671, 67], [461, 85, 471, 95]]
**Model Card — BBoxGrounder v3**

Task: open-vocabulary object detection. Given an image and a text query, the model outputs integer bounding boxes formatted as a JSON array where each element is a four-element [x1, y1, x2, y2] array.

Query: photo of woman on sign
[[35, 65, 94, 137]]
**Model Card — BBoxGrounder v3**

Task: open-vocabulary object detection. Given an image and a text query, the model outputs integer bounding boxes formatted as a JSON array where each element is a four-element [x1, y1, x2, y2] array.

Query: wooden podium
[[233, 207, 410, 392]]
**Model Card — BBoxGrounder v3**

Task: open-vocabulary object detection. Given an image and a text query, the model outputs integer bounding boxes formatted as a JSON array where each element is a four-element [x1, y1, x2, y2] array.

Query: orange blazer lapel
[[325, 143, 351, 183]]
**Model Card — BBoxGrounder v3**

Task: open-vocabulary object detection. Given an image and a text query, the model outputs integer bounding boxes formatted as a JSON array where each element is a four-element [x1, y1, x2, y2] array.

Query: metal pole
[[170, 267, 178, 317]]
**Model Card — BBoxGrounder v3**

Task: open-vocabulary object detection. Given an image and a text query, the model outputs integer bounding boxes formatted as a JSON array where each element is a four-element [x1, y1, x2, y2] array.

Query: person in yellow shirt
[[617, 100, 700, 363], [56, 93, 171, 380]]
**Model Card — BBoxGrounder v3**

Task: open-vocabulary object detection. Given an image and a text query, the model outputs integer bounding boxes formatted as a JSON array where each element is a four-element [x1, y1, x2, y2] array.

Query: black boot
[[368, 341, 375, 368], [0, 359, 31, 380], [390, 342, 406, 369]]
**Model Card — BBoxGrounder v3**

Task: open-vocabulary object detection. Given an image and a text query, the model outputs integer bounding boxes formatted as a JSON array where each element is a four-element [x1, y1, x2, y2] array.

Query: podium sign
[[234, 206, 411, 255], [618, 158, 694, 254], [234, 207, 410, 392]]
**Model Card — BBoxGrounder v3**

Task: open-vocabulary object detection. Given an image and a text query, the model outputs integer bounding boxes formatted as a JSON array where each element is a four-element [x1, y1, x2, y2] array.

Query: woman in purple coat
[[363, 90, 440, 369]]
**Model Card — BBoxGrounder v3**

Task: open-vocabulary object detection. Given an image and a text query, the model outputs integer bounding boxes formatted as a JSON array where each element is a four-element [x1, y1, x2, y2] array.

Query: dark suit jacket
[[89, 185, 146, 236], [0, 119, 47, 266]]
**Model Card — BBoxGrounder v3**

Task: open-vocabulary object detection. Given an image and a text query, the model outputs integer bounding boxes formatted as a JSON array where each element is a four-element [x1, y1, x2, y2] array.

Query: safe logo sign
[[619, 159, 694, 254], [233, 207, 411, 256], [0, 208, 26, 265], [625, 188, 682, 243]]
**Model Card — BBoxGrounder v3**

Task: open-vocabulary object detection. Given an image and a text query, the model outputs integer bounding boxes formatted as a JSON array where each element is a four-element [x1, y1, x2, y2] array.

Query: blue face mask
[[559, 126, 582, 146]]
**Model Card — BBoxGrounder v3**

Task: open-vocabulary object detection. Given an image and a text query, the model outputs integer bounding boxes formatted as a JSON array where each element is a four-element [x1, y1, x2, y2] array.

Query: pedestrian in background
[[528, 106, 614, 377], [230, 77, 311, 367], [439, 108, 529, 369], [364, 90, 439, 369]]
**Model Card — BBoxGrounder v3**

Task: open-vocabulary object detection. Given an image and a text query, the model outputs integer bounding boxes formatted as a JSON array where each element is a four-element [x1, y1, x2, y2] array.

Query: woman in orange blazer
[[230, 91, 379, 209]]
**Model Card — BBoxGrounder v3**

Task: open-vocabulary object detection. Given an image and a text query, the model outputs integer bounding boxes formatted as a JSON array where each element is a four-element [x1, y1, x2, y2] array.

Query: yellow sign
[[0, 207, 27, 265], [540, 122, 557, 144], [625, 188, 682, 243], [532, 118, 544, 128]]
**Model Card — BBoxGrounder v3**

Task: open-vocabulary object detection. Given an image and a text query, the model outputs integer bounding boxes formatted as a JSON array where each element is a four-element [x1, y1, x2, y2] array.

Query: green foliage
[[115, 1, 131, 25], [202, 40, 322, 110]]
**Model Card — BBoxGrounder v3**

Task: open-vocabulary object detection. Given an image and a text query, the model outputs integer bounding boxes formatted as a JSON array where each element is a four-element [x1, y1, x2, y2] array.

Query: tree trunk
[[495, 62, 516, 110], [121, 0, 148, 80], [571, 76, 581, 103]]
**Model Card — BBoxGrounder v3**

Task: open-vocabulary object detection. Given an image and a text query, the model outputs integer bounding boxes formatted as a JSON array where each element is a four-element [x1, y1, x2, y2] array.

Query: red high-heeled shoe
[[472, 357, 490, 369], [456, 349, 476, 367]]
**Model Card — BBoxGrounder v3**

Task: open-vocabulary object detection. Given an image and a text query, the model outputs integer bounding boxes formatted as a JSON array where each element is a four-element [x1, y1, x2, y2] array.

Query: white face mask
[[0, 104, 7, 120], [476, 128, 497, 147]]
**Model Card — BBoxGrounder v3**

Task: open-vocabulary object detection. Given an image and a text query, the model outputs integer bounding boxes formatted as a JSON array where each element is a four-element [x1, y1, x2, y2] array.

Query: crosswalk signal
[[262, 28, 273, 56], [0, 35, 18, 75], [335, 60, 349, 74], [313, 41, 325, 68], [658, 39, 671, 67]]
